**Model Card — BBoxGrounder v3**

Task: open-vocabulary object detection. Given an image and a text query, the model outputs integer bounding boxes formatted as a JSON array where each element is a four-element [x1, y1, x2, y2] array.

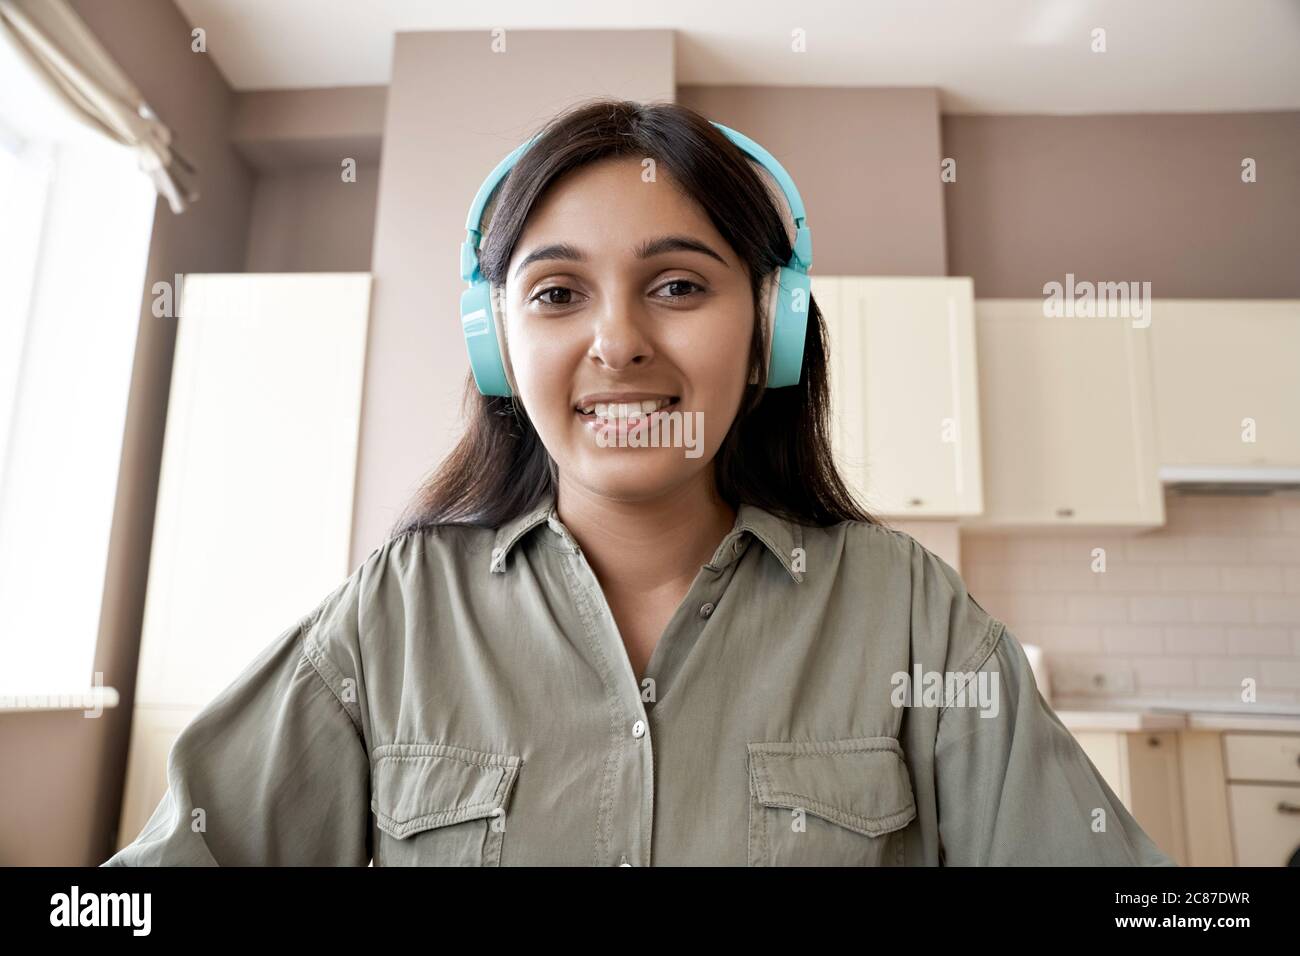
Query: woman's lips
[[575, 398, 681, 439]]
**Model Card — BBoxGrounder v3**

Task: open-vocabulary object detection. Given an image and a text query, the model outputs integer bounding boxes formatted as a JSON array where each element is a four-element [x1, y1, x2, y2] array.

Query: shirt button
[[619, 854, 632, 866], [699, 602, 715, 618], [632, 719, 646, 738]]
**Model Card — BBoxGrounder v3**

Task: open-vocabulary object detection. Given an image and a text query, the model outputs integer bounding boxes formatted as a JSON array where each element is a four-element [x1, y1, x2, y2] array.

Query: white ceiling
[[172, 0, 1300, 113]]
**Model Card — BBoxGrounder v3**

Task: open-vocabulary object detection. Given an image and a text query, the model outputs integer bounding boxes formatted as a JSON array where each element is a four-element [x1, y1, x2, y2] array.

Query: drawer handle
[[1056, 507, 1074, 518], [1278, 802, 1300, 815]]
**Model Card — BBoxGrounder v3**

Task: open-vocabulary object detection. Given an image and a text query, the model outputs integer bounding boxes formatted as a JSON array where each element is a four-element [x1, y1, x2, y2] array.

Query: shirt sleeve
[[933, 606, 1177, 867], [101, 571, 372, 866]]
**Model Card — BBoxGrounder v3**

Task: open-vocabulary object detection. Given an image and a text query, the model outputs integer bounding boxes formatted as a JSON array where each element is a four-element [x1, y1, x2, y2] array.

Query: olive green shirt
[[104, 488, 1175, 866]]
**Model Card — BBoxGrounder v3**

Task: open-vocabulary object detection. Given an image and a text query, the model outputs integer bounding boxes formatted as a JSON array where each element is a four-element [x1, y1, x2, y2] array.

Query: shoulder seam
[[300, 636, 366, 742], [939, 610, 1005, 718]]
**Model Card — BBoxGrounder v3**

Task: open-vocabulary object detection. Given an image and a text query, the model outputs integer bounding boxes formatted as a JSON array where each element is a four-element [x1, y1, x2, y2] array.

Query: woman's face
[[503, 156, 754, 502]]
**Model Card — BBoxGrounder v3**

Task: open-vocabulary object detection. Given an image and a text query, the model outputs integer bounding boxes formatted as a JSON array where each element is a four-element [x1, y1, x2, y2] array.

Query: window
[[0, 25, 157, 695]]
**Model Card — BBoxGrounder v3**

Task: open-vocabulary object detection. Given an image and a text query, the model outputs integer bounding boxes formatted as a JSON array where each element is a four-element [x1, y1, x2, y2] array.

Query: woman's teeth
[[576, 398, 674, 420]]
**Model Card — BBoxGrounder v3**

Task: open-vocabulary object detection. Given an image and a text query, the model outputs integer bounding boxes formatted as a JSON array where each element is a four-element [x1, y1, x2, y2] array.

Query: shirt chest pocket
[[370, 743, 522, 866], [746, 735, 917, 866]]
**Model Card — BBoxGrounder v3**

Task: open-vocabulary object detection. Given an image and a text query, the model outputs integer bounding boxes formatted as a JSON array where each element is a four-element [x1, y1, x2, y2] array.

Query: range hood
[[1159, 465, 1300, 495]]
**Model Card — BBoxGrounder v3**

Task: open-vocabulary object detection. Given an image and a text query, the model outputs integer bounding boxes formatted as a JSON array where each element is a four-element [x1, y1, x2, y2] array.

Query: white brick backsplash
[[966, 563, 1036, 591], [1220, 565, 1285, 592], [1282, 501, 1300, 534], [1196, 658, 1257, 688], [997, 592, 1068, 623], [1184, 535, 1250, 564], [1033, 563, 1097, 591], [1158, 565, 1221, 591], [1190, 594, 1254, 622], [960, 491, 1300, 705], [1254, 595, 1300, 624], [1066, 594, 1129, 624], [1125, 536, 1187, 563], [1102, 626, 1164, 655], [1095, 564, 1164, 592], [1249, 537, 1300, 563], [1131, 594, 1192, 623], [1227, 627, 1292, 656], [1132, 657, 1196, 688], [1163, 626, 1227, 654], [1049, 656, 1136, 696], [1259, 660, 1300, 689], [1016, 624, 1103, 655]]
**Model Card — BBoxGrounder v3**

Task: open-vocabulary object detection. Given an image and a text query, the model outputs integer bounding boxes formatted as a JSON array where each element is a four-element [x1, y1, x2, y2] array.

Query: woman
[[105, 99, 1173, 867]]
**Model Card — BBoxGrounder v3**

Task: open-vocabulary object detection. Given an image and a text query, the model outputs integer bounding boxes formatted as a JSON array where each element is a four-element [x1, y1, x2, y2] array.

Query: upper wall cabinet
[[812, 276, 983, 517], [1148, 300, 1300, 471], [965, 300, 1164, 531]]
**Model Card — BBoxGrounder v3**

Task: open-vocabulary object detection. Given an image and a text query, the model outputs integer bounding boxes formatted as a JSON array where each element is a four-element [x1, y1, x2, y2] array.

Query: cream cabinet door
[[116, 273, 371, 850], [1072, 730, 1188, 865], [967, 300, 1164, 529], [1150, 300, 1300, 469], [813, 276, 983, 517]]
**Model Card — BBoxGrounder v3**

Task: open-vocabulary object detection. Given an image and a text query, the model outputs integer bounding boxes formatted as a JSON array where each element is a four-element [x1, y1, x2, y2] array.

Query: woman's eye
[[654, 279, 704, 300], [532, 286, 577, 308]]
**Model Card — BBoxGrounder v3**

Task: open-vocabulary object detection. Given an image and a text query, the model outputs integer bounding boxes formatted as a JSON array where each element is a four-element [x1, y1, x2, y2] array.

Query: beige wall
[[944, 112, 1300, 297], [0, 0, 255, 865], [243, 163, 380, 272], [678, 86, 947, 276], [233, 85, 385, 272], [350, 30, 675, 562]]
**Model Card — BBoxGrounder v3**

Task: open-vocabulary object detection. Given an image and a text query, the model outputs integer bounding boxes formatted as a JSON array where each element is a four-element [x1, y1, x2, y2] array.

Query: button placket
[[558, 532, 656, 869]]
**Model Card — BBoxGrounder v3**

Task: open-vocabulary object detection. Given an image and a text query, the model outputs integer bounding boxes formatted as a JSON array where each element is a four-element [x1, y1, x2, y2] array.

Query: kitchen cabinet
[[1149, 300, 1300, 470], [1223, 732, 1300, 866], [1070, 720, 1300, 866], [1072, 730, 1188, 864], [115, 273, 371, 850], [812, 276, 983, 517], [965, 300, 1164, 530]]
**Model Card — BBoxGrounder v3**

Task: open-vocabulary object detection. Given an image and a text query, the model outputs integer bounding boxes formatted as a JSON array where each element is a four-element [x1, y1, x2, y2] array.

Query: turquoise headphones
[[458, 121, 813, 396]]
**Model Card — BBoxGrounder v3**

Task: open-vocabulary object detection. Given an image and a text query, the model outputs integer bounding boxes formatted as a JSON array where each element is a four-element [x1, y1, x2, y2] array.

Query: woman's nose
[[586, 298, 654, 372]]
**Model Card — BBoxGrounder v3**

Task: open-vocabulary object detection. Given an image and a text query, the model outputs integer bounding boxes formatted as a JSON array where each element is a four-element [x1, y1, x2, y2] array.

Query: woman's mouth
[[574, 396, 681, 435]]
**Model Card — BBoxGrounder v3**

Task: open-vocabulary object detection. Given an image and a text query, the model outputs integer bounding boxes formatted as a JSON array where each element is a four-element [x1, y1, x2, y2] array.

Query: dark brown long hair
[[390, 98, 878, 537]]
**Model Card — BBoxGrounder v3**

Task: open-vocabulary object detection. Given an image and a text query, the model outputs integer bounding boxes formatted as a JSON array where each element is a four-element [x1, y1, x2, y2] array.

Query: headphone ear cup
[[460, 279, 513, 396], [766, 266, 811, 387]]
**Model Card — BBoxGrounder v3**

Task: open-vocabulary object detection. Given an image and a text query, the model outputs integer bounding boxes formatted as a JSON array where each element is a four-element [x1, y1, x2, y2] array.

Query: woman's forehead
[[508, 158, 728, 271]]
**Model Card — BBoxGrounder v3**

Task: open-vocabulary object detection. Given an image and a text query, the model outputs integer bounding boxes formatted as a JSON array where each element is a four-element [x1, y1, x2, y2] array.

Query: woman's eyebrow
[[513, 234, 728, 279]]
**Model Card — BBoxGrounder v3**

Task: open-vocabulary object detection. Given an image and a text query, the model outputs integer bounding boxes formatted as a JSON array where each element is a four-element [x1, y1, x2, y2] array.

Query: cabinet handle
[[908, 497, 924, 507], [1278, 802, 1300, 815], [1056, 507, 1075, 518]]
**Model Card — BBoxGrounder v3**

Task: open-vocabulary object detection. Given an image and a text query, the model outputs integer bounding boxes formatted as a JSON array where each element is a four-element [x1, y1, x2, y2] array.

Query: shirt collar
[[489, 488, 805, 583]]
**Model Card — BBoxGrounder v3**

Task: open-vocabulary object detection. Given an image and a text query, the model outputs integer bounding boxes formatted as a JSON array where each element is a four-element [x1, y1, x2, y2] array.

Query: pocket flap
[[371, 742, 522, 839], [747, 735, 916, 837]]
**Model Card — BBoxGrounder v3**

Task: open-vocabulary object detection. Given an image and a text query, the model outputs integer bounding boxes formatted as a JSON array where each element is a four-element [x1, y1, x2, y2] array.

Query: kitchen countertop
[[1048, 697, 1300, 733]]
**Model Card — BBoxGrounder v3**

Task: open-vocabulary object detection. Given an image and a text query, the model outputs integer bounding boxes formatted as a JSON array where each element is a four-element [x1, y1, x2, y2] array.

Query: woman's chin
[[568, 454, 701, 501]]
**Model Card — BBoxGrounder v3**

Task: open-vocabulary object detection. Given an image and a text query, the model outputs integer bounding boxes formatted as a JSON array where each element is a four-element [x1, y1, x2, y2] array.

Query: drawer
[[1227, 783, 1300, 866], [1222, 733, 1300, 784]]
